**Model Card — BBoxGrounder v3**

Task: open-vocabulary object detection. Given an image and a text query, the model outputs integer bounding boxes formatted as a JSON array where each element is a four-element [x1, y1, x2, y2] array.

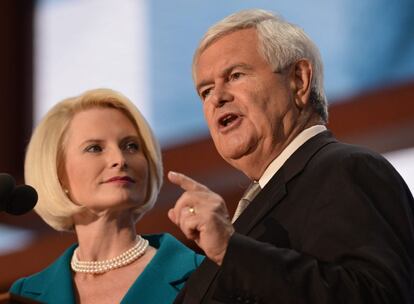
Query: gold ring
[[188, 207, 196, 215]]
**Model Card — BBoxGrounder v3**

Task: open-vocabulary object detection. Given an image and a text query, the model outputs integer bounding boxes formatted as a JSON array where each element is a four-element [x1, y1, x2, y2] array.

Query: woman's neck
[[73, 210, 138, 261]]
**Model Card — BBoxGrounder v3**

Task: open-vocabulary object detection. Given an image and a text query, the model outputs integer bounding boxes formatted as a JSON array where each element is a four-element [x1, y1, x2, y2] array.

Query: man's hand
[[167, 171, 235, 265]]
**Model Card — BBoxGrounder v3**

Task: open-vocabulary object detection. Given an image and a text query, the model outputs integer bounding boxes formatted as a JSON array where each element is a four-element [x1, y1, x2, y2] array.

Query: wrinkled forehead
[[194, 29, 261, 84]]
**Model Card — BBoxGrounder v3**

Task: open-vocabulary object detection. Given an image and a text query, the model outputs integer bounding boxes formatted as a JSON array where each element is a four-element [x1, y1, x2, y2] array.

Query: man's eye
[[84, 145, 102, 153], [200, 88, 213, 99], [124, 142, 139, 153], [230, 72, 243, 80]]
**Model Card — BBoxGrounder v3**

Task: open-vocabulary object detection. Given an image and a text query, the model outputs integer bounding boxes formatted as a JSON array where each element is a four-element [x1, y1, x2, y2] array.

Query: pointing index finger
[[168, 171, 207, 191]]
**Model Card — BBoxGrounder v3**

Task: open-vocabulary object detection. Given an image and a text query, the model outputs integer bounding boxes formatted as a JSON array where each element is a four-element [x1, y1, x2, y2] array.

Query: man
[[168, 9, 414, 303]]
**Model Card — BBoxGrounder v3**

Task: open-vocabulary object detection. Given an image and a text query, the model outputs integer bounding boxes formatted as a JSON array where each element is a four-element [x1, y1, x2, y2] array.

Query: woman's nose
[[109, 148, 128, 169]]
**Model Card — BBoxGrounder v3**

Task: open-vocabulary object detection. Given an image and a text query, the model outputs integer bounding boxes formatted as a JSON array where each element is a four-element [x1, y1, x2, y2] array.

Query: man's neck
[[232, 116, 325, 180], [258, 125, 326, 187]]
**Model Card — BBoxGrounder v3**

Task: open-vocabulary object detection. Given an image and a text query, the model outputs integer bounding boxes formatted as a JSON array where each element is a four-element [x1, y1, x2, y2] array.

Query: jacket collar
[[122, 233, 202, 303], [234, 130, 337, 235], [20, 233, 201, 304]]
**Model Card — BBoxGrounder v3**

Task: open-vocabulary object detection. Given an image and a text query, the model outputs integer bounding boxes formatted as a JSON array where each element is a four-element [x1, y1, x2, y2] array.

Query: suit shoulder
[[9, 244, 76, 295], [319, 140, 380, 158], [316, 141, 392, 168], [311, 141, 411, 195], [9, 277, 25, 295]]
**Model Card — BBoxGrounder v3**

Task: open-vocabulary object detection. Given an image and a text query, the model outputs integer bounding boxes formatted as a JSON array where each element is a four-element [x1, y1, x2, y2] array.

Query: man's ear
[[290, 59, 312, 109]]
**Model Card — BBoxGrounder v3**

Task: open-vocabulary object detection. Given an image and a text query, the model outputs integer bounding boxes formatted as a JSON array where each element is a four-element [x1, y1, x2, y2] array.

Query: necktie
[[231, 182, 261, 223]]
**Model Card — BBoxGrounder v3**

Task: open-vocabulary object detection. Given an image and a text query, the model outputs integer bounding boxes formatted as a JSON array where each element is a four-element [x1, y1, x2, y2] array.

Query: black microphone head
[[5, 184, 38, 215], [0, 173, 16, 201]]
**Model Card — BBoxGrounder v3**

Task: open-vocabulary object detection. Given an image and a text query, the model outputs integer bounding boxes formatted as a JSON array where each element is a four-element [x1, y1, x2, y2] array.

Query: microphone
[[0, 173, 38, 215]]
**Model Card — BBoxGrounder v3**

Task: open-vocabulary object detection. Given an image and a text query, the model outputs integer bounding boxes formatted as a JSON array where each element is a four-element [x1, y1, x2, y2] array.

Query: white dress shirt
[[258, 125, 327, 188]]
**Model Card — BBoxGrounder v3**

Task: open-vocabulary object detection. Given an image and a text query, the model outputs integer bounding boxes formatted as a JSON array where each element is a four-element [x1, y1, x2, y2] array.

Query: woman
[[10, 89, 203, 303]]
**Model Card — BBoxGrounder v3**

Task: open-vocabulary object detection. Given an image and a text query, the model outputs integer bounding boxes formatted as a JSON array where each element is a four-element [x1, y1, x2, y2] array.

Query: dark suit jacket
[[10, 233, 204, 304], [176, 131, 414, 304]]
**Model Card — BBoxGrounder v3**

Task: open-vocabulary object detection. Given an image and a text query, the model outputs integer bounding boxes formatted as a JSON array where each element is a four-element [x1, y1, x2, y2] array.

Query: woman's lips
[[105, 176, 135, 184]]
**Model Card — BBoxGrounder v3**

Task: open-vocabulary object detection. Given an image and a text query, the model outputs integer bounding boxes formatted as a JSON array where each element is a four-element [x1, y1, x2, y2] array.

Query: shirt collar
[[258, 125, 327, 188]]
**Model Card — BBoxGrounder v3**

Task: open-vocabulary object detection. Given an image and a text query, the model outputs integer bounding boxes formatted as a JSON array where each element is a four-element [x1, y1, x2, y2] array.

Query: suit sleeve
[[212, 152, 414, 304]]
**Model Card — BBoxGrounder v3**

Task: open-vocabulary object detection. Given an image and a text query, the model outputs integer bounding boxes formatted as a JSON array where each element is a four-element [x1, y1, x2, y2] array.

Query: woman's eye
[[84, 145, 102, 153], [124, 142, 139, 153]]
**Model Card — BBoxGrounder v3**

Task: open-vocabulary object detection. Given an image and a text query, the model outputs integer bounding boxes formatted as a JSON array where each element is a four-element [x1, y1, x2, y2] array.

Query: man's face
[[194, 28, 301, 174]]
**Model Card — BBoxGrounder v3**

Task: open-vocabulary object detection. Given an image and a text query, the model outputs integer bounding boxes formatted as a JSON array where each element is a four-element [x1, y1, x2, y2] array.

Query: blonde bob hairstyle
[[25, 88, 163, 231]]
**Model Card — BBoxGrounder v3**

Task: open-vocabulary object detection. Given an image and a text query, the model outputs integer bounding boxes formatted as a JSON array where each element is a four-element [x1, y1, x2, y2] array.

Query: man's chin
[[219, 145, 253, 163]]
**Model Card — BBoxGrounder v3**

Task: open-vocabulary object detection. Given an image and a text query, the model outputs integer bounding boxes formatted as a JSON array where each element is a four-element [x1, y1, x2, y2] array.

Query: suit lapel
[[179, 131, 337, 303], [124, 234, 202, 304], [235, 131, 337, 235], [234, 174, 286, 234], [234, 131, 337, 235], [179, 259, 220, 304]]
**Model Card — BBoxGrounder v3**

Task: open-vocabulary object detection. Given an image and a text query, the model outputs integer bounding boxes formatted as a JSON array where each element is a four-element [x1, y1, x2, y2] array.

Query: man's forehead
[[194, 29, 259, 77]]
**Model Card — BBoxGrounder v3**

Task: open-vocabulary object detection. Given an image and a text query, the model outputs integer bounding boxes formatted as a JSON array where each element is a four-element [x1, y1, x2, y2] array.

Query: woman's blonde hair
[[25, 88, 163, 231]]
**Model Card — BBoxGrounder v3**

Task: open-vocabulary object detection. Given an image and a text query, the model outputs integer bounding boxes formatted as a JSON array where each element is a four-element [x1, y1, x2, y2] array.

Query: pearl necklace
[[71, 235, 149, 274]]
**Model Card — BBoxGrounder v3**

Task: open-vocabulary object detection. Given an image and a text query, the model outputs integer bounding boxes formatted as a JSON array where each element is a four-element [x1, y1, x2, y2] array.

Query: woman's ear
[[58, 165, 69, 195], [291, 59, 313, 109]]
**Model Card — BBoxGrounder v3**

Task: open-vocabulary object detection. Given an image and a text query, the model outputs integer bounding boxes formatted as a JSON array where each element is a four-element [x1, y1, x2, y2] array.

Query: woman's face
[[61, 107, 149, 213]]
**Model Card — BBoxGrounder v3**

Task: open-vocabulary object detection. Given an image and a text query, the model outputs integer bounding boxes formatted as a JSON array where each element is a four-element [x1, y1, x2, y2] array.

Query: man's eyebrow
[[220, 63, 254, 81], [196, 63, 253, 92], [196, 79, 211, 94], [222, 63, 253, 75]]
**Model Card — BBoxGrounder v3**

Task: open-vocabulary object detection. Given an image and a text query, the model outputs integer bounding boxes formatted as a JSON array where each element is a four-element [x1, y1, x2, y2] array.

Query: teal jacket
[[10, 233, 204, 303]]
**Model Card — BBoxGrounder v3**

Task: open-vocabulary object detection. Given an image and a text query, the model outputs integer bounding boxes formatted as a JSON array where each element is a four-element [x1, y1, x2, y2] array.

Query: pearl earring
[[64, 189, 69, 194]]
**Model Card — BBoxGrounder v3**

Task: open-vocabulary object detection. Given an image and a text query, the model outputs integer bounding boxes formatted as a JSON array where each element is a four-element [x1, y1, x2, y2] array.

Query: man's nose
[[211, 84, 233, 107]]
